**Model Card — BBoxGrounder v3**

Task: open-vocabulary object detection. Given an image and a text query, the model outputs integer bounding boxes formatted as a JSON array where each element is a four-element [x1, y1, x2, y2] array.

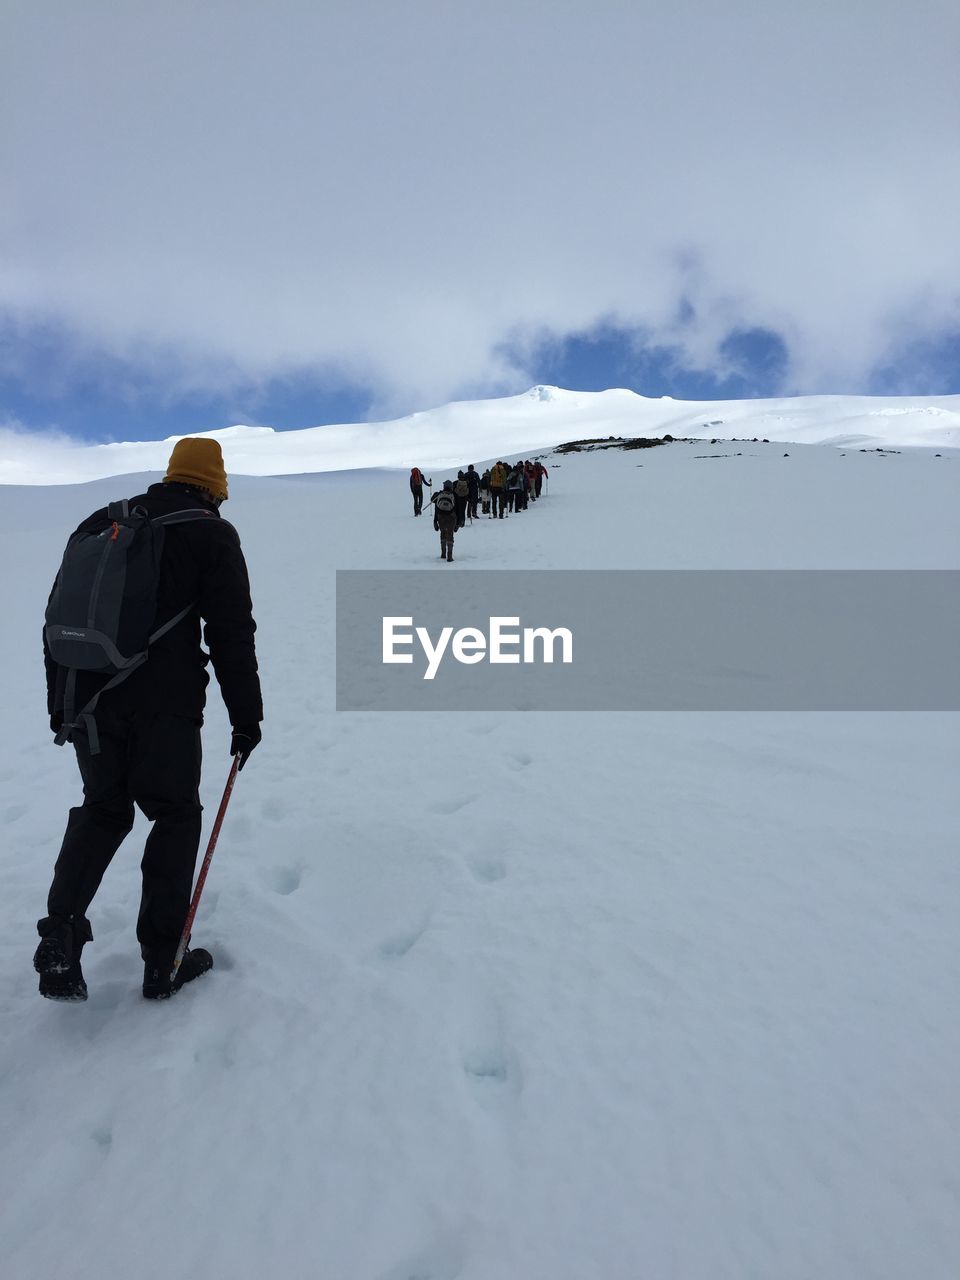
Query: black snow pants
[[436, 512, 456, 560], [41, 708, 204, 960]]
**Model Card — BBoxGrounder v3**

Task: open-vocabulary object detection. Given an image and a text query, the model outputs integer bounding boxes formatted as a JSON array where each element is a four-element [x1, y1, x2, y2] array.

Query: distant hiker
[[535, 460, 548, 497], [409, 466, 431, 516], [480, 468, 492, 516], [518, 463, 530, 510], [34, 438, 263, 1003], [454, 471, 469, 529], [506, 463, 524, 513], [489, 460, 508, 518], [432, 480, 458, 562], [524, 461, 537, 501], [466, 464, 480, 521]]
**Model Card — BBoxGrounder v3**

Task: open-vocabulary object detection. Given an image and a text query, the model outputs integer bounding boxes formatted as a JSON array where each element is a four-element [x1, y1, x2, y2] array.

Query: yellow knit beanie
[[163, 438, 229, 501]]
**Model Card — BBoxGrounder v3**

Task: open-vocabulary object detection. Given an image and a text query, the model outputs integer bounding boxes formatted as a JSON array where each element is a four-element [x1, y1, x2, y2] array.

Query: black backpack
[[45, 499, 217, 752]]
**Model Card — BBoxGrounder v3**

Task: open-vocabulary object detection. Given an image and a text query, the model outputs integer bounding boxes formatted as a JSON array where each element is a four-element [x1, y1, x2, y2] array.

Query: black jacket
[[44, 482, 263, 727]]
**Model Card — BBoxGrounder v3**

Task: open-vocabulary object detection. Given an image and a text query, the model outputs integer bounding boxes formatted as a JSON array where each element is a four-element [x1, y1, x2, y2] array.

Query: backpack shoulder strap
[[144, 509, 214, 639]]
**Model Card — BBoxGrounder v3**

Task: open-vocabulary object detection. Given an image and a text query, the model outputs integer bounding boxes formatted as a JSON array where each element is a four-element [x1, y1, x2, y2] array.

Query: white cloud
[[2, 0, 958, 406], [0, 418, 84, 482]]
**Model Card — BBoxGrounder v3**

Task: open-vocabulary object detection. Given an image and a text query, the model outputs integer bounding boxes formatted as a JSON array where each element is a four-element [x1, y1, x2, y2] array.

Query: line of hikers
[[409, 459, 549, 562]]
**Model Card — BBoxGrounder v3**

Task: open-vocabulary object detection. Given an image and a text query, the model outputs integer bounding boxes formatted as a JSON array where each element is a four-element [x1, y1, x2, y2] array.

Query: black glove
[[230, 723, 262, 771], [50, 712, 63, 735]]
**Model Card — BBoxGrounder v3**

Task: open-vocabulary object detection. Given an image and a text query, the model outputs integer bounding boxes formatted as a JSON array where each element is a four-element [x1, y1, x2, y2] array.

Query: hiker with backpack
[[454, 471, 469, 529], [506, 463, 524, 513], [34, 438, 263, 1003], [409, 466, 431, 516], [431, 480, 458, 562], [535, 460, 548, 497], [489, 461, 508, 518]]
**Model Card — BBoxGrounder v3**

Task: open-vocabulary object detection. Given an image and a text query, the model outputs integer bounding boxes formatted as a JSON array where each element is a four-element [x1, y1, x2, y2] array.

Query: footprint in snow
[[90, 1125, 113, 1152], [429, 794, 478, 816], [3, 803, 27, 823], [508, 751, 532, 769], [261, 797, 285, 822], [268, 866, 301, 896], [462, 1046, 522, 1110], [376, 920, 428, 961], [465, 854, 506, 884]]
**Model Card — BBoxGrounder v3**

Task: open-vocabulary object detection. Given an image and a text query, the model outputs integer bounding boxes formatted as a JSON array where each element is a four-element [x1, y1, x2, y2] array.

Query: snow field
[[0, 439, 957, 1279]]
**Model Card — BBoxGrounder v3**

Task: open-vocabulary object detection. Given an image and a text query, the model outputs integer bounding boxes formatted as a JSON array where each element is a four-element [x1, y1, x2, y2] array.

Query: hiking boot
[[142, 947, 213, 1000], [37, 955, 88, 1001], [34, 916, 91, 1002]]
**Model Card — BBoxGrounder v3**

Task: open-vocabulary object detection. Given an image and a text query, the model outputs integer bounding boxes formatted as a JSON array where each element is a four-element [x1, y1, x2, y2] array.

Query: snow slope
[[1, 437, 958, 1280], [2, 384, 959, 485]]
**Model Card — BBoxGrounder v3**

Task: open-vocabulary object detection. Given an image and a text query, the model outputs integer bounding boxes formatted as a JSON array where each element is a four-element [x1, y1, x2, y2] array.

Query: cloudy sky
[[2, 0, 959, 442]]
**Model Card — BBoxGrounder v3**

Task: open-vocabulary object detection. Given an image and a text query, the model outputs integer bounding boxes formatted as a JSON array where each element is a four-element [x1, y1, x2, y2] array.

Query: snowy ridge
[[2, 385, 959, 485]]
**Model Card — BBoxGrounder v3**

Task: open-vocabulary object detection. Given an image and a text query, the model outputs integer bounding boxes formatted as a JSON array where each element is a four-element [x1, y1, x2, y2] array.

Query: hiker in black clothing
[[480, 468, 492, 516], [432, 480, 458, 561], [466, 465, 481, 521], [34, 438, 263, 1003], [409, 466, 431, 516]]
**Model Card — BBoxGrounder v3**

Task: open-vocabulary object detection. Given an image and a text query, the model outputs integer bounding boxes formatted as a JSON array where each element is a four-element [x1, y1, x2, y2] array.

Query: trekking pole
[[171, 755, 240, 981]]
